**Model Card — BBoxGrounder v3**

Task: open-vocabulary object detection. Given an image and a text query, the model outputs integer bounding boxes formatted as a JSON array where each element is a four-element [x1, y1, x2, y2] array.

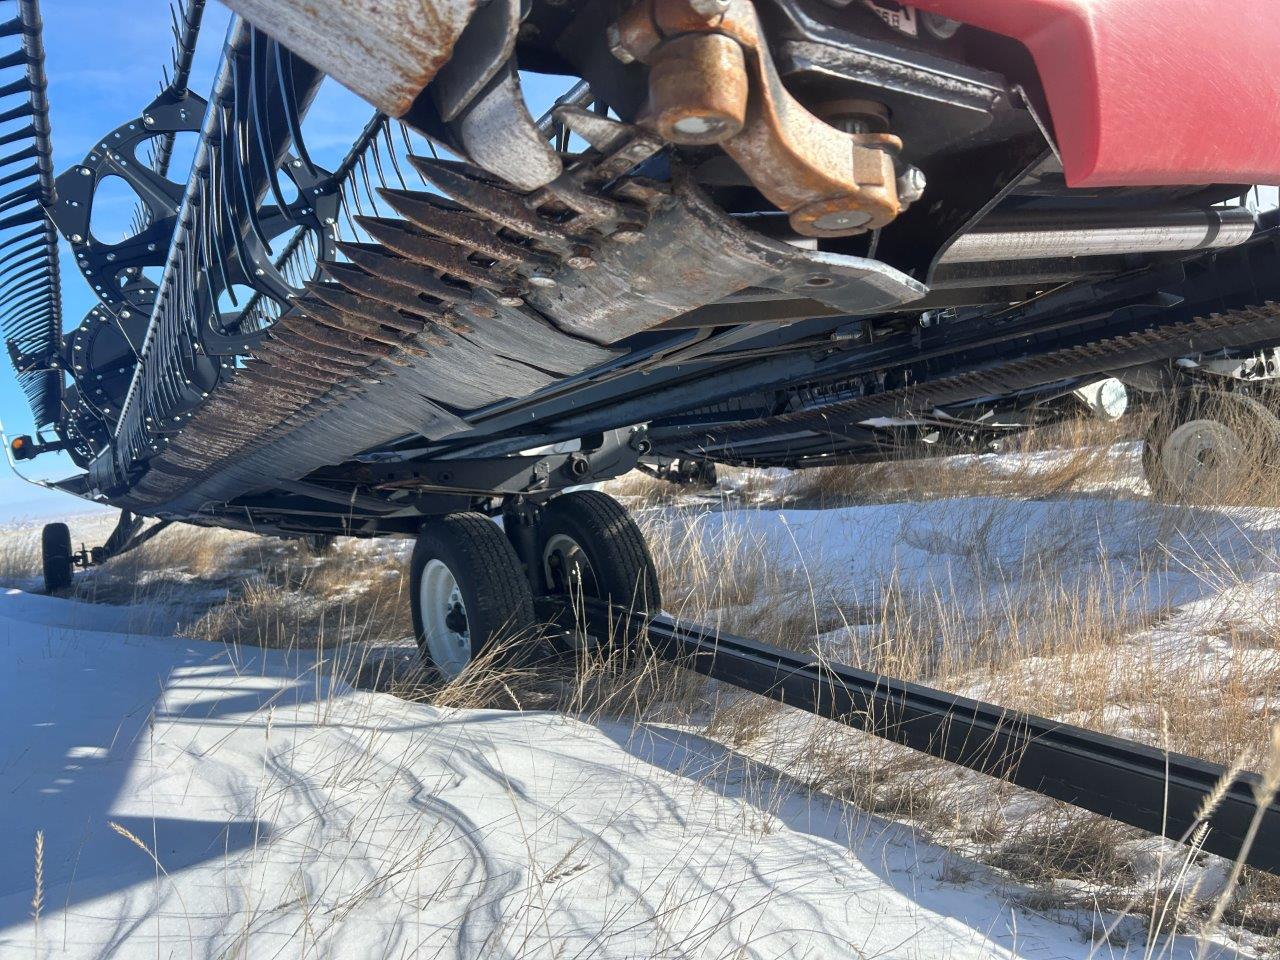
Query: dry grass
[[186, 534, 412, 652], [8, 406, 1280, 952], [778, 414, 1139, 508], [603, 467, 688, 507], [0, 520, 40, 584], [595, 411, 1280, 946], [2, 516, 415, 653]]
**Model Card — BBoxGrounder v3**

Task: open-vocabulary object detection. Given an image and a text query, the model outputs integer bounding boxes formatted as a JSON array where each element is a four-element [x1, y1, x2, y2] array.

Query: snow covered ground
[[0, 583, 1228, 959], [1, 445, 1276, 957]]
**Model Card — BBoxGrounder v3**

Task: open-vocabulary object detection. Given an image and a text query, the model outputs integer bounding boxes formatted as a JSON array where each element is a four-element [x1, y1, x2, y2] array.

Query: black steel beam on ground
[[548, 600, 1280, 874]]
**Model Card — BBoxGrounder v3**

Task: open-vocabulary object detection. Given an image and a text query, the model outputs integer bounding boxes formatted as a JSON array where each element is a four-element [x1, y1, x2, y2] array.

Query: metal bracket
[[60, 303, 150, 430], [48, 91, 207, 314], [431, 0, 521, 121], [454, 63, 564, 192], [336, 427, 649, 495], [613, 0, 906, 237], [73, 509, 172, 568]]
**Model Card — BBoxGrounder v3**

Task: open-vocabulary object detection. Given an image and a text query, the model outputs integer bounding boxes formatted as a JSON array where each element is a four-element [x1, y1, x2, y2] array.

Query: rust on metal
[[378, 188, 556, 268], [301, 282, 433, 335], [336, 241, 471, 306], [355, 216, 505, 290], [643, 33, 747, 144], [222, 0, 480, 117], [614, 0, 904, 237]]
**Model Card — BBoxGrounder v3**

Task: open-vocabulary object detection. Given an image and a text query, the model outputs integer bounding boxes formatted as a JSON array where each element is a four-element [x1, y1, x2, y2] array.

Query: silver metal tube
[[536, 80, 593, 136], [940, 207, 1257, 264]]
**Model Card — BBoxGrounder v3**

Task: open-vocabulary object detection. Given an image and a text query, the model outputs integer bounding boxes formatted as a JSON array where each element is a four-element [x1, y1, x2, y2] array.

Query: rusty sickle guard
[[615, 0, 903, 238], [121, 104, 923, 509]]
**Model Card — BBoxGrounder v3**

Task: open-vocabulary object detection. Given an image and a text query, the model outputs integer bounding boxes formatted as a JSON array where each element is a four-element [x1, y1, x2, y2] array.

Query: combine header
[[3, 0, 1280, 873]]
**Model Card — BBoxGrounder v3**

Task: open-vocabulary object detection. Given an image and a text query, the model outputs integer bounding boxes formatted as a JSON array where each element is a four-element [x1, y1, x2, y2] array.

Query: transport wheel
[[676, 458, 717, 487], [1143, 392, 1280, 503], [41, 522, 74, 593], [537, 490, 660, 641], [409, 513, 535, 679], [302, 534, 336, 555]]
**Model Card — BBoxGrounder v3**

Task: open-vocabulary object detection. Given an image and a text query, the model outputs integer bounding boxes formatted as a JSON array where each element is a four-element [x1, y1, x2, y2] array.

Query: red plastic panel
[[910, 0, 1280, 187]]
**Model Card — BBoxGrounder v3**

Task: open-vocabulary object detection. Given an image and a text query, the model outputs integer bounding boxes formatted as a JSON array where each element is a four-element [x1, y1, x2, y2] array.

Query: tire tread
[[42, 522, 73, 593], [410, 513, 535, 670], [542, 490, 660, 612]]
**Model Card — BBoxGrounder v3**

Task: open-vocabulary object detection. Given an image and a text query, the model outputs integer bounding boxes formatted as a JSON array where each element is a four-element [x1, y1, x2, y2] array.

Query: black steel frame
[[542, 598, 1280, 875]]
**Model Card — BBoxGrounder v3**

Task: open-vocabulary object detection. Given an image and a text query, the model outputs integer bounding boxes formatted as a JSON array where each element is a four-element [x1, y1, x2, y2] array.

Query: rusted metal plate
[[521, 171, 923, 344], [222, 0, 479, 116], [616, 0, 904, 237]]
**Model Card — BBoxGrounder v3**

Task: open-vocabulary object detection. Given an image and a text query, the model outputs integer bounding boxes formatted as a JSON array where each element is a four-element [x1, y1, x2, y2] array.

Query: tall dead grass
[[185, 535, 412, 652], [596, 412, 1280, 945], [0, 521, 40, 584], [779, 413, 1140, 507], [9, 405, 1280, 950]]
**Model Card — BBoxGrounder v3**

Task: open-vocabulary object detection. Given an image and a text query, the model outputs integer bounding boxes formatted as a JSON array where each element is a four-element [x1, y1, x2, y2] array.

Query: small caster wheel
[[42, 522, 74, 593], [302, 534, 336, 555], [410, 513, 535, 679], [537, 490, 660, 643], [669, 459, 717, 488], [1144, 391, 1280, 504]]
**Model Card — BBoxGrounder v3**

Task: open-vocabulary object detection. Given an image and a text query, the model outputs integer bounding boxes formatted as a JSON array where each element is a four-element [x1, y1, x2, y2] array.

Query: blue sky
[[2, 1, 235, 519], [0, 1, 572, 522], [2, 3, 1276, 525], [0, 2, 439, 520]]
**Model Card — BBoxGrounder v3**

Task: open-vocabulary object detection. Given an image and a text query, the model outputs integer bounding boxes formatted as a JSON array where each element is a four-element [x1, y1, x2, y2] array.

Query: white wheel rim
[[1161, 419, 1247, 499], [419, 558, 471, 678], [542, 533, 598, 647], [542, 533, 594, 596]]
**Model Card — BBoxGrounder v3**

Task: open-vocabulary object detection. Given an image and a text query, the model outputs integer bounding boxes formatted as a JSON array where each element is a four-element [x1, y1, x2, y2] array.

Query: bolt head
[[606, 23, 636, 64], [811, 210, 871, 231], [897, 166, 928, 205]]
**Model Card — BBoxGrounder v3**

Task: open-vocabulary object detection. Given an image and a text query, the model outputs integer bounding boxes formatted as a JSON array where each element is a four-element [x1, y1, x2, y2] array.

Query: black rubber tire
[[1143, 391, 1280, 503], [1142, 404, 1184, 502], [537, 490, 661, 616], [302, 534, 336, 555], [42, 522, 74, 593], [409, 513, 536, 677]]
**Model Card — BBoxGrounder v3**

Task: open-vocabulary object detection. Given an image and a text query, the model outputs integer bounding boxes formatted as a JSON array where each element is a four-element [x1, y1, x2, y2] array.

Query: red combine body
[[916, 0, 1280, 186]]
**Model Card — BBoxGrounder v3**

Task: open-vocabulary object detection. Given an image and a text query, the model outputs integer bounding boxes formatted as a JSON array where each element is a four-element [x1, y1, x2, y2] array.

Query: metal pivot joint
[[611, 0, 908, 238]]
